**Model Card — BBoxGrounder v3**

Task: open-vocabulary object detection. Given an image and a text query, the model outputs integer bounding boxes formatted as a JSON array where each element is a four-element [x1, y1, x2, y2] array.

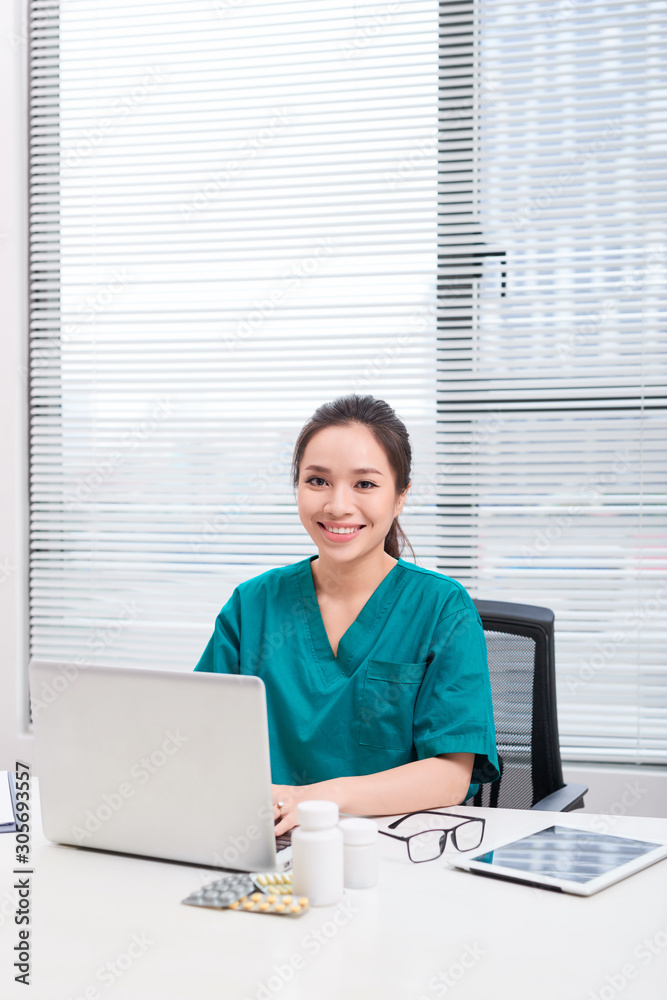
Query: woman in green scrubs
[[195, 394, 499, 833]]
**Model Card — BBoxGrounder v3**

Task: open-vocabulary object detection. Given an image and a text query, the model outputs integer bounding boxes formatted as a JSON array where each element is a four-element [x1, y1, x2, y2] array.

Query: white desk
[[1, 788, 666, 1000]]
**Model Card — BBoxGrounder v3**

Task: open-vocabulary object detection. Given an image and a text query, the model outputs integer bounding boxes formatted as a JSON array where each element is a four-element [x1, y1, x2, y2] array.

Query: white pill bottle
[[339, 817, 378, 889], [291, 800, 344, 906]]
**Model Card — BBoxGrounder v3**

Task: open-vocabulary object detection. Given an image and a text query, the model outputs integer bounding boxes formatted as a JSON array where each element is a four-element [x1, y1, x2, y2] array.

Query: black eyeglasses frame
[[378, 809, 486, 863]]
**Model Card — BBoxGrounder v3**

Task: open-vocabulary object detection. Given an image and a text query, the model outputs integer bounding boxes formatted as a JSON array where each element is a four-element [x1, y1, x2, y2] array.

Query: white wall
[[564, 764, 667, 820], [0, 0, 665, 817], [0, 0, 31, 770]]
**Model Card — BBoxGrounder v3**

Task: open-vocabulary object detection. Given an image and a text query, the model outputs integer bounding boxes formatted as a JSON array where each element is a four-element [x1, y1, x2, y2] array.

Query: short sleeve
[[413, 605, 500, 794], [194, 588, 242, 674]]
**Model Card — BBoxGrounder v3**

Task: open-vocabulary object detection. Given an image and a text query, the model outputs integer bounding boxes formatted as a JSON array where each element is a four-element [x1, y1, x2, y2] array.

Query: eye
[[356, 480, 378, 490], [305, 476, 328, 487]]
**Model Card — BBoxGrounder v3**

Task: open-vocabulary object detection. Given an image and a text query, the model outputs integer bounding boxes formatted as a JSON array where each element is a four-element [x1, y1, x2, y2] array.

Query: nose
[[322, 482, 355, 516]]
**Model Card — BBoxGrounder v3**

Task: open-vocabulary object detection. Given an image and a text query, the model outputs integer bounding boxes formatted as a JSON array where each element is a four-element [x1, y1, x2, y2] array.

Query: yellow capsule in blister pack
[[234, 894, 309, 918], [183, 871, 308, 917], [250, 871, 294, 895]]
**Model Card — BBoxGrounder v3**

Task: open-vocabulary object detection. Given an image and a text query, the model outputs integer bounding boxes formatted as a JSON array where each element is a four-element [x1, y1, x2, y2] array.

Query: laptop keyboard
[[275, 830, 293, 851]]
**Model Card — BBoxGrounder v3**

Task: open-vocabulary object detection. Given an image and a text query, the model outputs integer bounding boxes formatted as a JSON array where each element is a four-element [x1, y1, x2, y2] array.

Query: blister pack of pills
[[182, 872, 309, 917], [182, 874, 254, 909], [230, 892, 309, 916], [250, 871, 293, 895]]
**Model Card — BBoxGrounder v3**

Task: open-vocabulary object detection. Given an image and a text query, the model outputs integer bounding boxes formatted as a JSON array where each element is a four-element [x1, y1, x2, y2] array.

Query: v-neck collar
[[294, 554, 407, 682]]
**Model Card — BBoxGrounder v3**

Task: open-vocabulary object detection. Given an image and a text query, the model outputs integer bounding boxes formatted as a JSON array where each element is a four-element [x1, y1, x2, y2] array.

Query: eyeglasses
[[378, 810, 486, 863]]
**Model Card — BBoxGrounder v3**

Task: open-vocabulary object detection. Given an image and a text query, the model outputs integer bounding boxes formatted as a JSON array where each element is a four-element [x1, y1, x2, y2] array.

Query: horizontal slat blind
[[437, 0, 667, 763], [29, 0, 666, 766], [28, 0, 442, 672]]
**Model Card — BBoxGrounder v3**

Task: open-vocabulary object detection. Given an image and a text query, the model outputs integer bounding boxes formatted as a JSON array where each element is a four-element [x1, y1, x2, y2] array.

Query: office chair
[[470, 599, 587, 811]]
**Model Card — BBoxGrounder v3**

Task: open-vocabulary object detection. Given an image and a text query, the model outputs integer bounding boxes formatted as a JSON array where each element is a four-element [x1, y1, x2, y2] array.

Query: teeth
[[325, 525, 361, 534]]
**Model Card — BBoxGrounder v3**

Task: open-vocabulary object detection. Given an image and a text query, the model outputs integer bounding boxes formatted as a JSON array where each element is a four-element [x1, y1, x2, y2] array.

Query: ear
[[395, 481, 411, 517]]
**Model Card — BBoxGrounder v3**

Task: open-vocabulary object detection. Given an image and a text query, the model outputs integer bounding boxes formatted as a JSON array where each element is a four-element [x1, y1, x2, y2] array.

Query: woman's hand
[[272, 756, 473, 834], [272, 778, 346, 835], [272, 784, 306, 836]]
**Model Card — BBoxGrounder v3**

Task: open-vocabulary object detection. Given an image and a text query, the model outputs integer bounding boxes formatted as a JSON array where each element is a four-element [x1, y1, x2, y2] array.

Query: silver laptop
[[28, 660, 292, 872]]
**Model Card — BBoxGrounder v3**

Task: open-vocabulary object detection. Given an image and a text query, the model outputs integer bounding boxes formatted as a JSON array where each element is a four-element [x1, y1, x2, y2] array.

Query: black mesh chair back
[[471, 600, 586, 811]]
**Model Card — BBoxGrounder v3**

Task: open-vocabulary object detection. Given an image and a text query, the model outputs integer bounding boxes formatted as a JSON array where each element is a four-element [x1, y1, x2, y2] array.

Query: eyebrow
[[303, 465, 385, 476]]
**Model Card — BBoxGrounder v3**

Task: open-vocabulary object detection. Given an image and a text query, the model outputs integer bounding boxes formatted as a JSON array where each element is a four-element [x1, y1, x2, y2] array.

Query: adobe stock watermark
[[29, 601, 140, 718], [519, 828, 609, 905], [417, 942, 487, 998], [290, 572, 346, 619], [244, 618, 298, 673], [587, 920, 667, 1000], [384, 74, 501, 191], [23, 267, 132, 385], [407, 414, 505, 510], [589, 779, 650, 836], [70, 729, 189, 845], [566, 580, 667, 695], [0, 557, 15, 585], [521, 450, 635, 559], [211, 0, 246, 16], [61, 67, 162, 176], [351, 295, 440, 389], [340, 1, 402, 61], [557, 246, 666, 359], [7, 18, 28, 51], [191, 442, 294, 552], [180, 108, 291, 221], [512, 118, 624, 230], [547, 0, 583, 26], [221, 235, 335, 351], [352, 277, 501, 389], [63, 396, 173, 510], [207, 802, 275, 871], [351, 328, 418, 390], [242, 897, 359, 1000], [64, 932, 154, 1000], [66, 267, 131, 326], [0, 888, 19, 929]]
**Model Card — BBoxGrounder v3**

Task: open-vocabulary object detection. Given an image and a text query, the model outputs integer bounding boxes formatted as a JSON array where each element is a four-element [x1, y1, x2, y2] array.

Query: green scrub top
[[195, 555, 500, 802]]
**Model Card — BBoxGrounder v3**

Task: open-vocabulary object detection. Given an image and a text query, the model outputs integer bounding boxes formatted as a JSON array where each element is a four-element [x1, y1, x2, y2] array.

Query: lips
[[319, 521, 364, 530], [317, 522, 365, 542]]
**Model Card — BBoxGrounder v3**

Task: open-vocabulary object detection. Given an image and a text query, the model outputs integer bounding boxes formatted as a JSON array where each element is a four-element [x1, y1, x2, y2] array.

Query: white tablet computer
[[450, 824, 667, 896]]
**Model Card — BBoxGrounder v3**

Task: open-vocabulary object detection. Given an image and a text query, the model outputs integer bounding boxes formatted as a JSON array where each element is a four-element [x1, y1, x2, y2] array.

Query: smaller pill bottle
[[339, 817, 378, 889], [291, 800, 344, 906]]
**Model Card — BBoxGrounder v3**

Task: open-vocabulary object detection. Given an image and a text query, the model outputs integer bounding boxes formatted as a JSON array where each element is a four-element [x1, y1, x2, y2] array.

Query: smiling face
[[297, 422, 409, 568]]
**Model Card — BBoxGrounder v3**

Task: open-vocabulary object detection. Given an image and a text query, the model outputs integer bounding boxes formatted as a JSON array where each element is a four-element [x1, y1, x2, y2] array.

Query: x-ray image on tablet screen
[[471, 825, 660, 883]]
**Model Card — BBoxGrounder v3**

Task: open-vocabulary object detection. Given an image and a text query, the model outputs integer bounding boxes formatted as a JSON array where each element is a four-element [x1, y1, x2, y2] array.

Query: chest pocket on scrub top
[[359, 659, 427, 751]]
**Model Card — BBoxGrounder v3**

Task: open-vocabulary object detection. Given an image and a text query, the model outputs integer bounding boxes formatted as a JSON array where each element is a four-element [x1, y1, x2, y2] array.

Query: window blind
[[29, 0, 666, 766], [28, 0, 443, 672], [437, 0, 667, 763]]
